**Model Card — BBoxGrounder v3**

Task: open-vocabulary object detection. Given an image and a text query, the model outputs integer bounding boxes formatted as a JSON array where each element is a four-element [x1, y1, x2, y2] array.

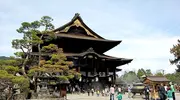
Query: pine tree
[[0, 58, 29, 100], [28, 44, 81, 96], [170, 39, 180, 72]]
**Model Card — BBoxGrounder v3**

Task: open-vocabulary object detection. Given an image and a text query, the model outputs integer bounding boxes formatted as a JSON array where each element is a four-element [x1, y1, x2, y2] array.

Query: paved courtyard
[[67, 93, 180, 100], [67, 93, 143, 100]]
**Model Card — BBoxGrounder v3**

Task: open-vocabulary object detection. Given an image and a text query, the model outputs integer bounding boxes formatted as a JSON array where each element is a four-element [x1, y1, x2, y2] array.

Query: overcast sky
[[0, 0, 180, 74]]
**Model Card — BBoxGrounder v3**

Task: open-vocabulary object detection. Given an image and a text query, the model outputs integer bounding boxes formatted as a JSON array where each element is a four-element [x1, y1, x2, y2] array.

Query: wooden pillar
[[86, 71, 88, 82], [78, 67, 80, 72], [113, 68, 116, 84], [94, 67, 96, 75], [105, 68, 107, 77], [111, 75, 113, 84], [106, 68, 109, 83], [92, 59, 96, 75], [95, 59, 98, 74], [78, 58, 81, 72], [106, 68, 109, 76]]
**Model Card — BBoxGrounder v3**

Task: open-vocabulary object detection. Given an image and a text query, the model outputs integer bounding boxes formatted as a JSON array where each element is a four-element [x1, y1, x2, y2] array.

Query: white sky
[[0, 0, 180, 74]]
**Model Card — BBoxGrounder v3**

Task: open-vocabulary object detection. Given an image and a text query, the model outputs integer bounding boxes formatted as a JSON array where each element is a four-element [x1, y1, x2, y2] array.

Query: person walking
[[127, 85, 132, 98], [144, 85, 150, 100], [164, 84, 168, 94], [158, 83, 166, 100], [110, 85, 115, 100], [118, 86, 121, 93], [105, 87, 109, 96], [116, 92, 122, 100], [167, 87, 173, 100], [170, 82, 176, 100], [91, 88, 94, 96], [97, 90, 100, 97], [87, 88, 90, 96], [102, 89, 105, 96]]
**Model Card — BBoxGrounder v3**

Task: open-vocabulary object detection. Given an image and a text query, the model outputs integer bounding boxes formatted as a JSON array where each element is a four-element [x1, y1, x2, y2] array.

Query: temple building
[[32, 13, 132, 89]]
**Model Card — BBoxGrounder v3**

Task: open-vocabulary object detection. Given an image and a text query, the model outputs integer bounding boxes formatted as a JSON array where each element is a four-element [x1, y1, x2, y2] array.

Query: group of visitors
[[87, 88, 104, 96], [87, 86, 110, 97], [86, 85, 123, 100], [109, 85, 122, 100], [116, 82, 176, 100], [68, 82, 177, 100], [144, 82, 176, 100], [67, 84, 81, 94]]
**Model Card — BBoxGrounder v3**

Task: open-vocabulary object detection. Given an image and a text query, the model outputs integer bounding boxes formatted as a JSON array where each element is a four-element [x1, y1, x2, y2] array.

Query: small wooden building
[[144, 76, 170, 85], [143, 76, 170, 99]]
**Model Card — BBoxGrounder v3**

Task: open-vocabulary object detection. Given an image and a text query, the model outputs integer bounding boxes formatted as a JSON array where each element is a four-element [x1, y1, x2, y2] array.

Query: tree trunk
[[59, 85, 61, 98], [34, 77, 37, 93], [22, 55, 29, 78], [38, 35, 43, 66], [7, 87, 12, 100], [60, 85, 67, 99], [38, 44, 41, 66]]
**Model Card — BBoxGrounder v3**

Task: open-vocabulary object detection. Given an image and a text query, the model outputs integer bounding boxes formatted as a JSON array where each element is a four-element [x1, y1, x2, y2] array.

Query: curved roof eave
[[55, 33, 122, 43]]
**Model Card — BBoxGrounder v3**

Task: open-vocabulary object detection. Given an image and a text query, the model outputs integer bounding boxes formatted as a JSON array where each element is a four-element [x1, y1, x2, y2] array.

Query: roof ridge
[[54, 13, 105, 39], [71, 13, 80, 21]]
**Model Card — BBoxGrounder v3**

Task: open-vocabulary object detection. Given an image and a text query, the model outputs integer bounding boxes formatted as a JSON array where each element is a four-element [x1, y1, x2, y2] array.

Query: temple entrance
[[77, 53, 111, 90]]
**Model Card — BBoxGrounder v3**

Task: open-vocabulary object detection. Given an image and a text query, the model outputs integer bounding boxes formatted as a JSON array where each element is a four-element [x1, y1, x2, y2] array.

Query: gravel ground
[[66, 92, 180, 100], [28, 92, 180, 100]]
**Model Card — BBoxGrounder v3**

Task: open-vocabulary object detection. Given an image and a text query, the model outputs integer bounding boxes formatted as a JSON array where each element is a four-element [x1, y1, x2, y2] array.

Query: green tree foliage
[[121, 68, 180, 84], [174, 72, 180, 84], [145, 69, 153, 76], [0, 58, 29, 99], [165, 72, 180, 84], [121, 71, 140, 84], [37, 16, 55, 66], [166, 73, 176, 83], [28, 44, 80, 82], [176, 65, 180, 72], [12, 21, 42, 77], [137, 68, 146, 78], [11, 16, 80, 96], [154, 72, 164, 76], [12, 16, 55, 77], [0, 56, 10, 60], [170, 39, 180, 72], [0, 57, 22, 67]]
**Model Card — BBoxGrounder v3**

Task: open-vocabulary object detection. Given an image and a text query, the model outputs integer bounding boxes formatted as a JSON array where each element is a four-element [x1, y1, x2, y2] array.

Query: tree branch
[[20, 46, 25, 54]]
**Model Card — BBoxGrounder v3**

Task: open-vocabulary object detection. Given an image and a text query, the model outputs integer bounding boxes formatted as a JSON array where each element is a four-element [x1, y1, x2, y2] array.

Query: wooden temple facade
[[32, 13, 132, 89]]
